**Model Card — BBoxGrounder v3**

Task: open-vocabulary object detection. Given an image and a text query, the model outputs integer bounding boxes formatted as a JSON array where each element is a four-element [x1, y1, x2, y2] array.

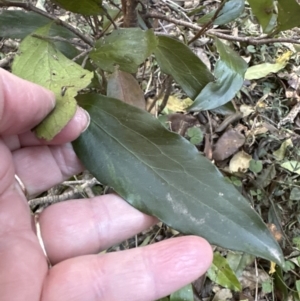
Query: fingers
[[18, 106, 90, 147], [0, 140, 48, 301], [12, 143, 83, 196], [0, 68, 55, 135], [41, 236, 213, 301], [39, 194, 158, 264]]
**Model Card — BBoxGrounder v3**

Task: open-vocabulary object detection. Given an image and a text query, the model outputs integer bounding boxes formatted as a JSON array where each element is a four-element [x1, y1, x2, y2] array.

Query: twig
[[28, 178, 99, 208], [188, 0, 226, 45], [158, 76, 173, 113], [31, 34, 89, 48], [144, 12, 300, 45], [72, 48, 92, 62], [0, 0, 94, 46]]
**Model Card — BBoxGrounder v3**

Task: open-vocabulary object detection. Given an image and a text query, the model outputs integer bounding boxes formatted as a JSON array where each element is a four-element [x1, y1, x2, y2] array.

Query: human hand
[[0, 68, 213, 301]]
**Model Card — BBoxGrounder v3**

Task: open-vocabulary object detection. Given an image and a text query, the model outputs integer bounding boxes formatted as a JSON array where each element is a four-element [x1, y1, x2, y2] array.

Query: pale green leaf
[[207, 252, 242, 292], [281, 161, 300, 175], [170, 284, 193, 301], [154, 36, 214, 99], [12, 23, 93, 140], [245, 51, 292, 80], [90, 28, 158, 73], [73, 93, 284, 265], [189, 38, 247, 111]]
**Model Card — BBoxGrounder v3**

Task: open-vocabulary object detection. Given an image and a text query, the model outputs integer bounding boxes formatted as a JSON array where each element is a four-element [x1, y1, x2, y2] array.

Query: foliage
[[2, 0, 300, 299]]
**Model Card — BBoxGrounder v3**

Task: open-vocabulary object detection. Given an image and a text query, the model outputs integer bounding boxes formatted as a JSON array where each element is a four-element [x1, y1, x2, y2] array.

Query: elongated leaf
[[170, 284, 193, 301], [189, 38, 247, 111], [207, 252, 242, 292], [277, 0, 300, 31], [248, 0, 276, 32], [154, 36, 214, 99], [0, 11, 76, 40], [198, 0, 245, 25], [12, 23, 93, 140], [51, 0, 104, 15], [73, 93, 284, 265], [107, 70, 145, 110], [90, 29, 157, 73]]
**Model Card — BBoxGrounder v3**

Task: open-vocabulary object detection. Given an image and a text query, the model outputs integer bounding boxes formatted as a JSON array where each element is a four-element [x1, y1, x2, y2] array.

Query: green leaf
[[198, 0, 245, 26], [186, 127, 203, 145], [0, 11, 79, 59], [90, 28, 157, 73], [73, 93, 284, 265], [245, 51, 292, 80], [51, 0, 104, 15], [249, 160, 263, 173], [189, 38, 247, 111], [281, 160, 300, 175], [248, 0, 276, 33], [170, 284, 193, 301], [277, 0, 300, 31], [207, 252, 242, 291], [12, 23, 93, 140], [0, 10, 76, 40], [154, 36, 214, 99]]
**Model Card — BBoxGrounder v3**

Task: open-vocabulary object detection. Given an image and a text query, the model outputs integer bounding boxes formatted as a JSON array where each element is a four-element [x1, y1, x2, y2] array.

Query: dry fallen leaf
[[213, 128, 245, 161], [229, 151, 252, 173]]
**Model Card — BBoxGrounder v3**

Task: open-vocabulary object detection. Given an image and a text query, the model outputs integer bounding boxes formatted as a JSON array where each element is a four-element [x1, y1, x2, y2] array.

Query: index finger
[[0, 68, 55, 135]]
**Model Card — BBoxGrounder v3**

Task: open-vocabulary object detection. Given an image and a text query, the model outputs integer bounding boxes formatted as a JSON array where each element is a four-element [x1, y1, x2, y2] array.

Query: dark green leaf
[[170, 284, 193, 301], [90, 28, 157, 73], [51, 0, 104, 15], [154, 36, 214, 99], [0, 10, 76, 40], [207, 252, 242, 292], [248, 0, 276, 33], [73, 93, 284, 265], [189, 38, 247, 111], [198, 0, 245, 25], [277, 0, 300, 31]]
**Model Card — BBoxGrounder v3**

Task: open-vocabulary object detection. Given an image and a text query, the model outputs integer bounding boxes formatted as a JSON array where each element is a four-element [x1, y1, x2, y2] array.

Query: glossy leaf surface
[[51, 0, 104, 15], [154, 36, 214, 99], [12, 24, 93, 140], [73, 93, 284, 265], [0, 10, 76, 39], [189, 38, 247, 111], [198, 0, 245, 26], [90, 29, 157, 73]]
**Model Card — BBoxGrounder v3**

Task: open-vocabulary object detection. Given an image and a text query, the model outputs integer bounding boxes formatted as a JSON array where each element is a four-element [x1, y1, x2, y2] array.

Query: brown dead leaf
[[167, 113, 198, 135], [239, 269, 270, 290], [107, 70, 145, 110], [213, 128, 245, 161]]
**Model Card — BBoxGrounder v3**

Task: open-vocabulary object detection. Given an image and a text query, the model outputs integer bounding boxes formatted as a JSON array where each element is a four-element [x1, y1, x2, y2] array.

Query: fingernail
[[77, 107, 90, 133]]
